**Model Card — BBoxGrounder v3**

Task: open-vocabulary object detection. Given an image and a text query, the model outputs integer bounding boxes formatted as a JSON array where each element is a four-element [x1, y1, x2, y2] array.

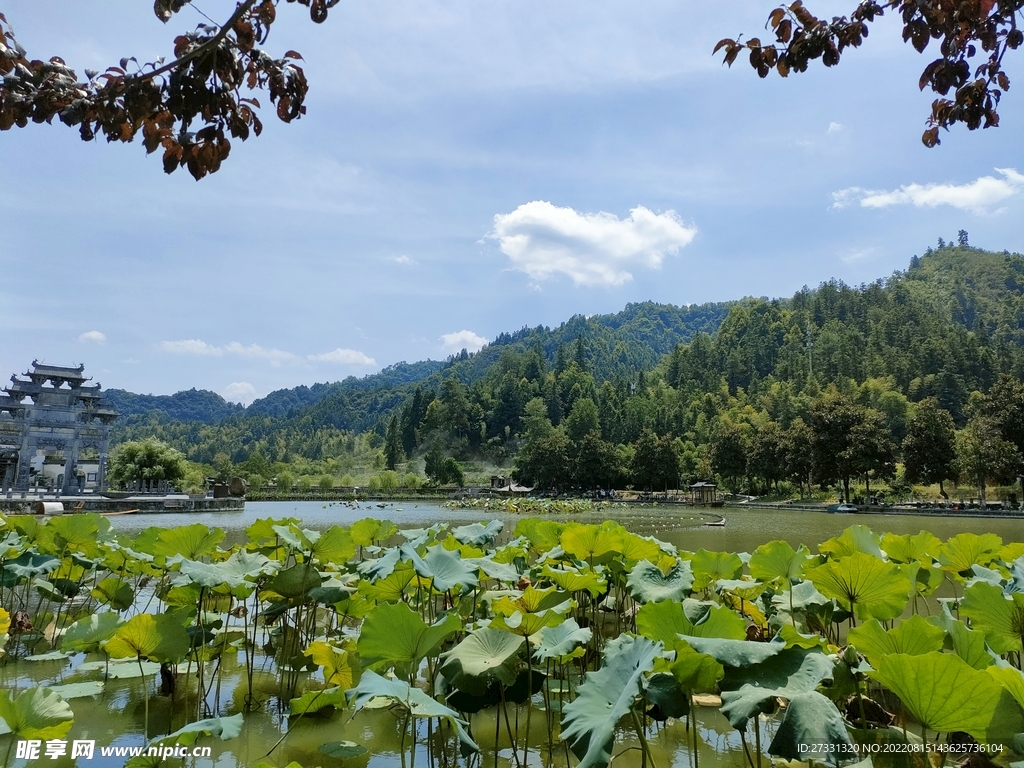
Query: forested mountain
[[113, 246, 1024, 501], [104, 388, 244, 423]]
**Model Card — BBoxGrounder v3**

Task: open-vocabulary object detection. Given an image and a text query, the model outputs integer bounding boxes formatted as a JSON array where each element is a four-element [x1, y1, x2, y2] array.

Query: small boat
[[96, 508, 139, 517]]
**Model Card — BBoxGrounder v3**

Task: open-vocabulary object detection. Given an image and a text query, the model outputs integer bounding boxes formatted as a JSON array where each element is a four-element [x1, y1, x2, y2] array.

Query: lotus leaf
[[684, 636, 785, 670], [847, 615, 946, 666], [466, 557, 521, 584], [148, 524, 225, 560], [398, 523, 444, 548], [451, 520, 504, 546], [266, 563, 324, 599], [617, 532, 664, 564], [320, 741, 369, 759], [350, 518, 399, 547], [310, 525, 356, 565], [358, 562, 417, 602], [0, 607, 8, 656], [882, 531, 942, 564], [441, 626, 524, 694], [560, 523, 623, 565], [636, 598, 747, 645], [46, 681, 105, 699], [0, 687, 74, 740], [938, 532, 1002, 574], [246, 516, 302, 545], [820, 526, 886, 560], [691, 549, 743, 591], [716, 646, 834, 729], [347, 670, 479, 753], [24, 650, 70, 662], [777, 625, 830, 650], [667, 641, 723, 693], [155, 713, 244, 744], [2, 552, 60, 580], [76, 659, 162, 678], [768, 690, 856, 761], [927, 604, 992, 669], [532, 618, 592, 661], [544, 565, 608, 597], [872, 652, 1023, 741], [807, 552, 910, 621], [560, 634, 662, 768], [416, 545, 479, 593], [717, 578, 768, 600], [960, 581, 1024, 653], [305, 638, 360, 688], [290, 685, 349, 715], [987, 665, 1024, 712], [645, 672, 689, 720], [357, 546, 403, 581], [750, 540, 811, 584], [627, 559, 693, 603], [44, 514, 111, 559], [358, 602, 460, 679], [103, 612, 190, 664], [494, 585, 571, 615], [176, 549, 277, 591]]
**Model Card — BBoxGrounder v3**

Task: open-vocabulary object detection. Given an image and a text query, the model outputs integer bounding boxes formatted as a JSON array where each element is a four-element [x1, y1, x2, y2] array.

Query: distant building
[[0, 362, 118, 494], [689, 481, 719, 506]]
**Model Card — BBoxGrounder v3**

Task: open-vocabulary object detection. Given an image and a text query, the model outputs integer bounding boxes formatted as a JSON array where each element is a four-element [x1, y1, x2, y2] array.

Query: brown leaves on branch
[[0, 0, 341, 180], [715, 0, 1024, 146]]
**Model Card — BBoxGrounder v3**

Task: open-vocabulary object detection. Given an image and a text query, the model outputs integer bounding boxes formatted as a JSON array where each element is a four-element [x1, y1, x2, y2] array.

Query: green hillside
[[113, 246, 1024, 501]]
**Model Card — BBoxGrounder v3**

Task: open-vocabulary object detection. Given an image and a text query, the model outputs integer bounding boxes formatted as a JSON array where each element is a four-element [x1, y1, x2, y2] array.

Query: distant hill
[[103, 388, 244, 424]]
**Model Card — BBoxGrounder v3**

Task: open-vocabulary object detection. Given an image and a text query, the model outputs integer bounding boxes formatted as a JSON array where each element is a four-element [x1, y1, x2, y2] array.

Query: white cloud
[[158, 339, 296, 366], [841, 246, 878, 264], [391, 255, 418, 265], [490, 201, 697, 287], [222, 382, 257, 405], [159, 339, 223, 356], [833, 168, 1024, 214], [440, 330, 488, 353], [308, 348, 377, 365], [78, 330, 106, 344], [827, 122, 843, 134]]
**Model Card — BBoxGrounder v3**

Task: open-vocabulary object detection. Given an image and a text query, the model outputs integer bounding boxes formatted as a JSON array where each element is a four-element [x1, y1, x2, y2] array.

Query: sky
[[2, 1, 1023, 405]]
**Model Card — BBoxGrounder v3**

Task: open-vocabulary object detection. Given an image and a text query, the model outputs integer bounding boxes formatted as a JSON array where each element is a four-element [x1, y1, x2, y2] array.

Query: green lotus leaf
[[987, 665, 1024, 712], [351, 518, 399, 547], [768, 690, 855, 761], [901, 562, 943, 601], [24, 650, 70, 662], [635, 599, 747, 645], [75, 659, 162, 678], [872, 652, 1023, 741], [290, 685, 349, 715], [776, 625, 830, 651], [717, 578, 768, 601], [514, 518, 565, 552], [305, 638, 360, 688], [717, 646, 835, 729], [310, 525, 356, 565], [1003, 555, 1024, 593], [357, 602, 460, 679], [103, 612, 190, 664], [90, 576, 135, 611], [617, 532, 664, 564], [148, 523, 225, 560], [928, 603, 992, 670], [668, 640, 723, 694], [347, 670, 478, 753], [175, 549, 277, 590], [807, 552, 910, 621], [882, 531, 942, 564], [544, 565, 607, 597], [358, 561, 417, 602], [493, 585, 572, 615], [0, 687, 74, 740], [46, 682, 105, 700], [0, 688, 74, 741], [490, 608, 565, 637], [627, 559, 693, 603], [451, 521, 504, 547], [819, 525, 885, 560], [938, 532, 1003, 575], [775, 579, 830, 611], [270, 523, 314, 552], [266, 563, 324, 599], [466, 557, 521, 585], [960, 581, 1024, 654], [847, 615, 946, 666], [560, 634, 662, 768], [415, 545, 479, 594], [245, 516, 301, 545], [44, 514, 111, 558], [691, 549, 743, 591], [357, 546, 403, 582], [2, 552, 60, 580], [398, 523, 444, 548], [750, 540, 811, 584], [560, 523, 623, 564], [319, 741, 369, 759], [441, 626, 524, 695], [532, 618, 592, 662], [154, 713, 244, 745], [683, 636, 785, 670], [644, 672, 689, 721]]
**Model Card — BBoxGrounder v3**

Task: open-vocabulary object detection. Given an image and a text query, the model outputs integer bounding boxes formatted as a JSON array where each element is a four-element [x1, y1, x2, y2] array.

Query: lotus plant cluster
[[0, 511, 1023, 768]]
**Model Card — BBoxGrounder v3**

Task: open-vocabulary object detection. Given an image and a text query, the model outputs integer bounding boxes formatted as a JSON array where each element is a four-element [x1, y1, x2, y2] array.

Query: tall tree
[[746, 421, 787, 493], [384, 414, 403, 470], [954, 415, 1021, 502], [630, 428, 680, 491], [710, 423, 748, 492], [902, 398, 956, 498], [808, 389, 865, 502], [573, 431, 622, 491]]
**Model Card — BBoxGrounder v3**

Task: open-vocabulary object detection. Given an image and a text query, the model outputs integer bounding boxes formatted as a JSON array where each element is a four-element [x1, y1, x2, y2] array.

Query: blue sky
[[2, 0, 1022, 404]]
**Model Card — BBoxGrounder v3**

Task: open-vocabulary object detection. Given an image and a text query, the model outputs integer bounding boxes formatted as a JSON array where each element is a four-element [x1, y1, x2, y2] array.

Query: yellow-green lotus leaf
[[807, 552, 910, 621], [0, 687, 74, 740]]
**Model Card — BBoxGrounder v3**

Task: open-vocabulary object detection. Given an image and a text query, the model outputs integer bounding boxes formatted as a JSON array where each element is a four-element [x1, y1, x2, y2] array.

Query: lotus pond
[[1, 505, 1023, 768]]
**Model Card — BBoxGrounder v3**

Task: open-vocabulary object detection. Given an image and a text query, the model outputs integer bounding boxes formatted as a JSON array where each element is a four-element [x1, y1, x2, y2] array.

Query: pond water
[[3, 503, 1019, 768]]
